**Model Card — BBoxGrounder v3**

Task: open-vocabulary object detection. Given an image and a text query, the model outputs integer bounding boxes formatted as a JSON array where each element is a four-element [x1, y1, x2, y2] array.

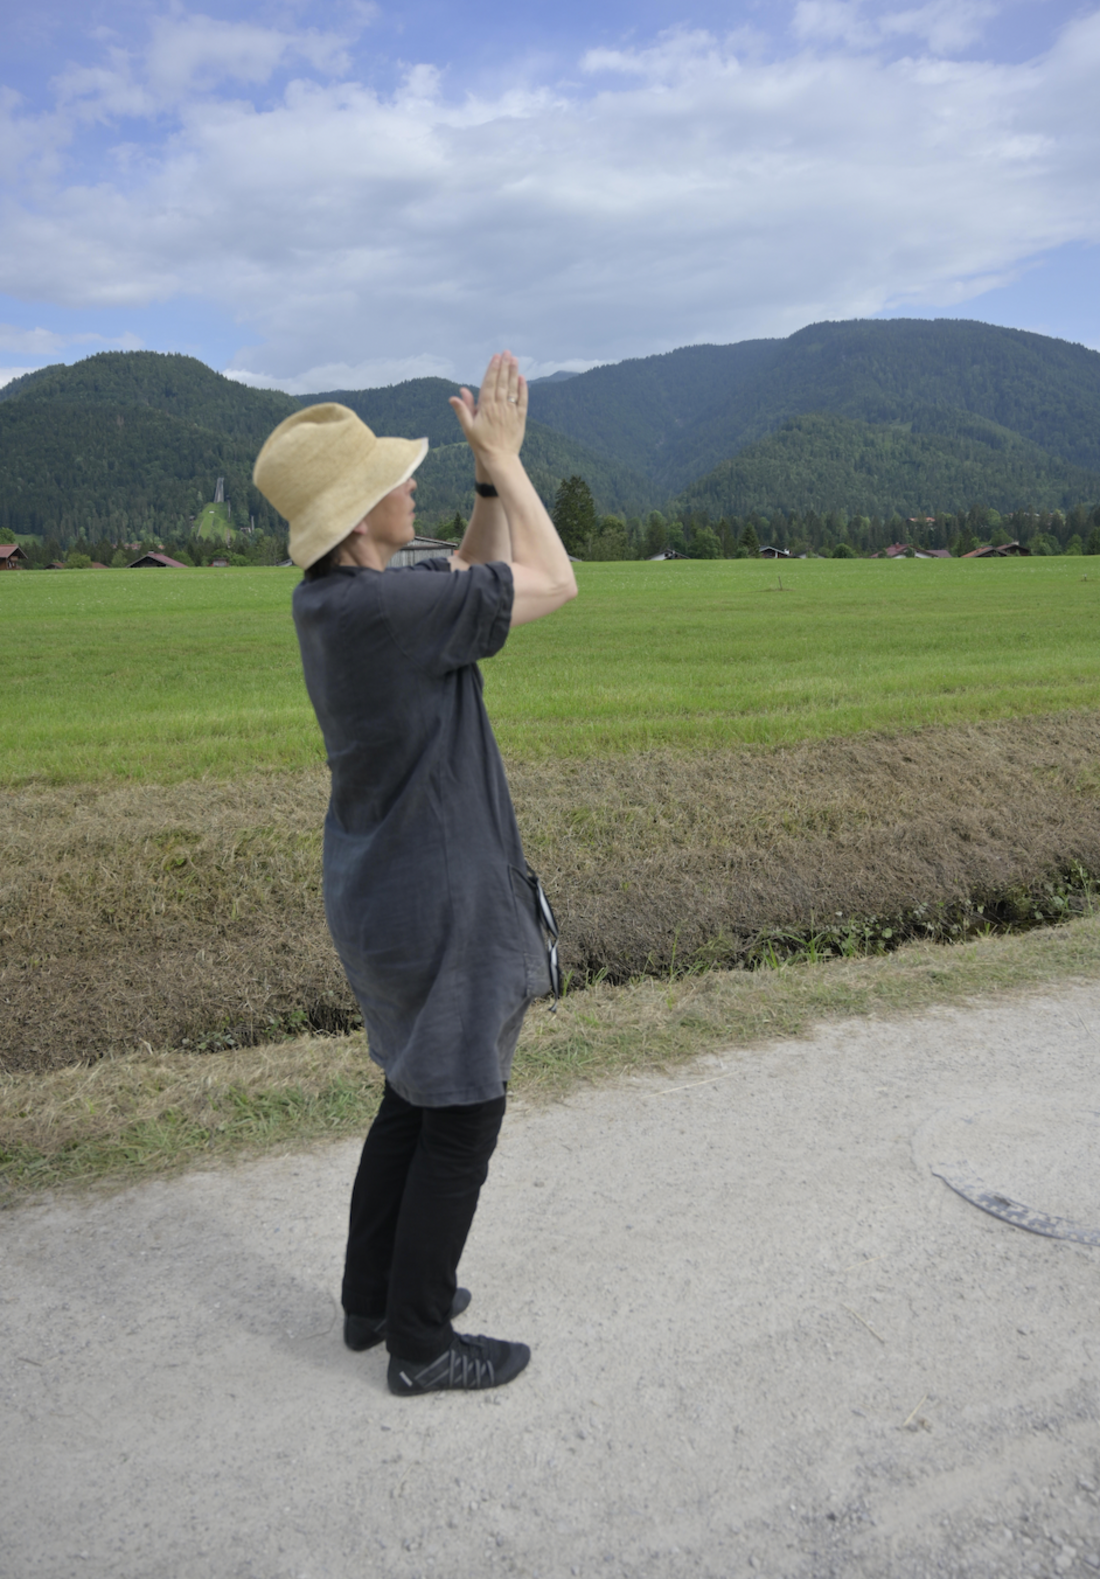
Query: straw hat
[[253, 403, 428, 569]]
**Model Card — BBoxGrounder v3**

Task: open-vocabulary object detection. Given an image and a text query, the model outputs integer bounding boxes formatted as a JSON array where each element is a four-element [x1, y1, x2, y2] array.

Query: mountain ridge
[[2, 320, 1099, 544]]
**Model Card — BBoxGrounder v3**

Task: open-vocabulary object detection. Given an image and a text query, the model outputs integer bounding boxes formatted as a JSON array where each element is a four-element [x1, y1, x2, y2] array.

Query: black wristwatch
[[474, 482, 499, 498]]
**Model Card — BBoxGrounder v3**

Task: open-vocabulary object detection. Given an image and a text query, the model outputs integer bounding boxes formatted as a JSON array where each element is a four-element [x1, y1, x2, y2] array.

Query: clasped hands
[[448, 350, 527, 470]]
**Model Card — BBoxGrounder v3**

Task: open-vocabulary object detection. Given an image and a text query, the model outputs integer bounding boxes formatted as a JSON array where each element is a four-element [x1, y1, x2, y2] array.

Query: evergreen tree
[[588, 516, 630, 560], [687, 525, 721, 559], [642, 511, 668, 558], [553, 476, 597, 556], [739, 520, 760, 555]]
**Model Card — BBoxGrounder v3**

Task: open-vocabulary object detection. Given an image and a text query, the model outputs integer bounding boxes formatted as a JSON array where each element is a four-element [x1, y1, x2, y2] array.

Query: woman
[[253, 351, 577, 1394]]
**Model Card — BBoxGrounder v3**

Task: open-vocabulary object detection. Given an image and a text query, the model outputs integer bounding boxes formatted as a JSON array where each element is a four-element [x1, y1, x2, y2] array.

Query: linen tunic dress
[[292, 559, 550, 1107]]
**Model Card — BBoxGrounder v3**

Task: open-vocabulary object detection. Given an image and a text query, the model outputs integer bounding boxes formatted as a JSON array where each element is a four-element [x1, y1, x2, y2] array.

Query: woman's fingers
[[479, 350, 521, 410], [448, 391, 475, 437], [480, 352, 504, 407], [504, 352, 520, 405]]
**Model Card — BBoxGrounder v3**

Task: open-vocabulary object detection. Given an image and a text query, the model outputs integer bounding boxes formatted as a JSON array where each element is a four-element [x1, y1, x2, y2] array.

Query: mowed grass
[[1, 557, 1098, 783]]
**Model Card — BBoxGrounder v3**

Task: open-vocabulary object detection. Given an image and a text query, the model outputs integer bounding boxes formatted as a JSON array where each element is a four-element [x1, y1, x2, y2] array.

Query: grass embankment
[[1, 558, 1098, 783], [5, 914, 1100, 1200], [4, 715, 1100, 1074]]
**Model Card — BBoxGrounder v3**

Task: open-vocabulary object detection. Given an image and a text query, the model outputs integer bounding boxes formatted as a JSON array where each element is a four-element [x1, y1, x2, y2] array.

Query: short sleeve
[[377, 561, 514, 676]]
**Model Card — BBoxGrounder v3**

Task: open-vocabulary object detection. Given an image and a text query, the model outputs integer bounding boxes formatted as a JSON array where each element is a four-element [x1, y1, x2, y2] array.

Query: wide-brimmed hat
[[253, 403, 428, 569]]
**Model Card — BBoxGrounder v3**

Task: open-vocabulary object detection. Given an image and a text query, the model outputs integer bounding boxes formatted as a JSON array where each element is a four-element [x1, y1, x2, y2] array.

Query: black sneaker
[[387, 1333, 530, 1395], [344, 1287, 472, 1352]]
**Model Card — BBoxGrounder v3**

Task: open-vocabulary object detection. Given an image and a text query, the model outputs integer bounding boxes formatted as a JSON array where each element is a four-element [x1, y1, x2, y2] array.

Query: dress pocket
[[508, 865, 556, 1000]]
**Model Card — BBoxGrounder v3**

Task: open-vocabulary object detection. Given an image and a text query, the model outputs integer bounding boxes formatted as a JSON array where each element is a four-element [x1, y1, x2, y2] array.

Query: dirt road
[[4, 984, 1100, 1578]]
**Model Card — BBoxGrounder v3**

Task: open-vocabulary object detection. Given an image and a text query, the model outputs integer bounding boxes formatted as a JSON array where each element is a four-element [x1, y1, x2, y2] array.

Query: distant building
[[129, 552, 189, 568], [388, 535, 458, 569], [758, 546, 791, 559], [647, 548, 687, 561], [963, 541, 1031, 558], [210, 558, 229, 568], [0, 544, 28, 569]]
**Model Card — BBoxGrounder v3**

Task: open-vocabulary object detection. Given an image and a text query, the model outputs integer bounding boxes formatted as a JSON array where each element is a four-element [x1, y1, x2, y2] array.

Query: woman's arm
[[448, 351, 577, 626], [452, 456, 511, 566]]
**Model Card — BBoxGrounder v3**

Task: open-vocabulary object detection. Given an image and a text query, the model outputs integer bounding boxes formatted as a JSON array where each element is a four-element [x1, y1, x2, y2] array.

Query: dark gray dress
[[292, 559, 550, 1107]]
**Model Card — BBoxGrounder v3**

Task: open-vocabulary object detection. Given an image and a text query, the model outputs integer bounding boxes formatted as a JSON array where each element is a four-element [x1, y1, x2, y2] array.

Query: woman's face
[[366, 477, 417, 548]]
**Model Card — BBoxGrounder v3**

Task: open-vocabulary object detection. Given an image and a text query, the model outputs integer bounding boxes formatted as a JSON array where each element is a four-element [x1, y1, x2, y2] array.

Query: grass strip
[[4, 913, 1100, 1202]]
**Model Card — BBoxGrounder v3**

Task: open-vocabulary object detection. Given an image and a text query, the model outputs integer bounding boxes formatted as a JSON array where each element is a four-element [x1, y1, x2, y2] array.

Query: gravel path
[[4, 984, 1100, 1579]]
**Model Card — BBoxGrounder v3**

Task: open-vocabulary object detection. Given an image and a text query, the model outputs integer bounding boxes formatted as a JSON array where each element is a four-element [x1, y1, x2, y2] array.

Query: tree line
[[14, 527, 288, 569], [543, 477, 1100, 560]]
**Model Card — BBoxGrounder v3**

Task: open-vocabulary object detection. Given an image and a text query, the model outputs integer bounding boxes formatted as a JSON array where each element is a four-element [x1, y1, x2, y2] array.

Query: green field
[[1, 558, 1098, 784]]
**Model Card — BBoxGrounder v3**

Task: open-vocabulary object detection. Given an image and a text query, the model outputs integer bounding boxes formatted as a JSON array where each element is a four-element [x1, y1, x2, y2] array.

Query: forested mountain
[[0, 357, 650, 542], [529, 319, 1100, 492], [674, 410, 1100, 521], [3, 322, 1100, 554], [528, 339, 782, 486], [0, 352, 299, 441], [0, 392, 287, 542]]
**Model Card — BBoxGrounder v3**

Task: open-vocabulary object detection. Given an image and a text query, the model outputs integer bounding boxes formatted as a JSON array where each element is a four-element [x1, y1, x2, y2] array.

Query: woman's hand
[[449, 350, 527, 469]]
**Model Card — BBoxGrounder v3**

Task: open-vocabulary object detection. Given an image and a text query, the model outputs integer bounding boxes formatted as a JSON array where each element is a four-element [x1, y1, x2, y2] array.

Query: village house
[[129, 552, 189, 568], [963, 541, 1030, 557], [874, 543, 950, 559], [0, 544, 28, 569], [387, 535, 458, 568]]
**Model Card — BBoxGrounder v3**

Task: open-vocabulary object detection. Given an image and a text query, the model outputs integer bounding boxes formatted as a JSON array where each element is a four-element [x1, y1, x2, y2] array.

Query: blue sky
[[1, 1, 1098, 391]]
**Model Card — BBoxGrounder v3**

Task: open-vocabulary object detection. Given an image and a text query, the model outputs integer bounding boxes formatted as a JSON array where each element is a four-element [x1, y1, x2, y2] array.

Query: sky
[[1, 0, 1098, 393]]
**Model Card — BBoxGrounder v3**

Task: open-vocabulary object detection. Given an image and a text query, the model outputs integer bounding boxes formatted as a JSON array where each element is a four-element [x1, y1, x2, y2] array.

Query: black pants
[[341, 1081, 507, 1362]]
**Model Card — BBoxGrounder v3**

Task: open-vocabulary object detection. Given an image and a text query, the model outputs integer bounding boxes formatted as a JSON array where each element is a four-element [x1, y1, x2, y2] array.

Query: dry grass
[[3, 712, 1099, 1075], [509, 711, 1100, 978], [5, 912, 1100, 1201]]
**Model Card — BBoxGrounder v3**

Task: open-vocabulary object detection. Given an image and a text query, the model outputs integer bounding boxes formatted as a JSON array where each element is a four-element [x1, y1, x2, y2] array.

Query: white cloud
[[0, 323, 143, 355], [0, 324, 70, 355], [792, 1, 999, 54], [48, 11, 361, 124], [1, 7, 1099, 383], [226, 351, 458, 394]]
